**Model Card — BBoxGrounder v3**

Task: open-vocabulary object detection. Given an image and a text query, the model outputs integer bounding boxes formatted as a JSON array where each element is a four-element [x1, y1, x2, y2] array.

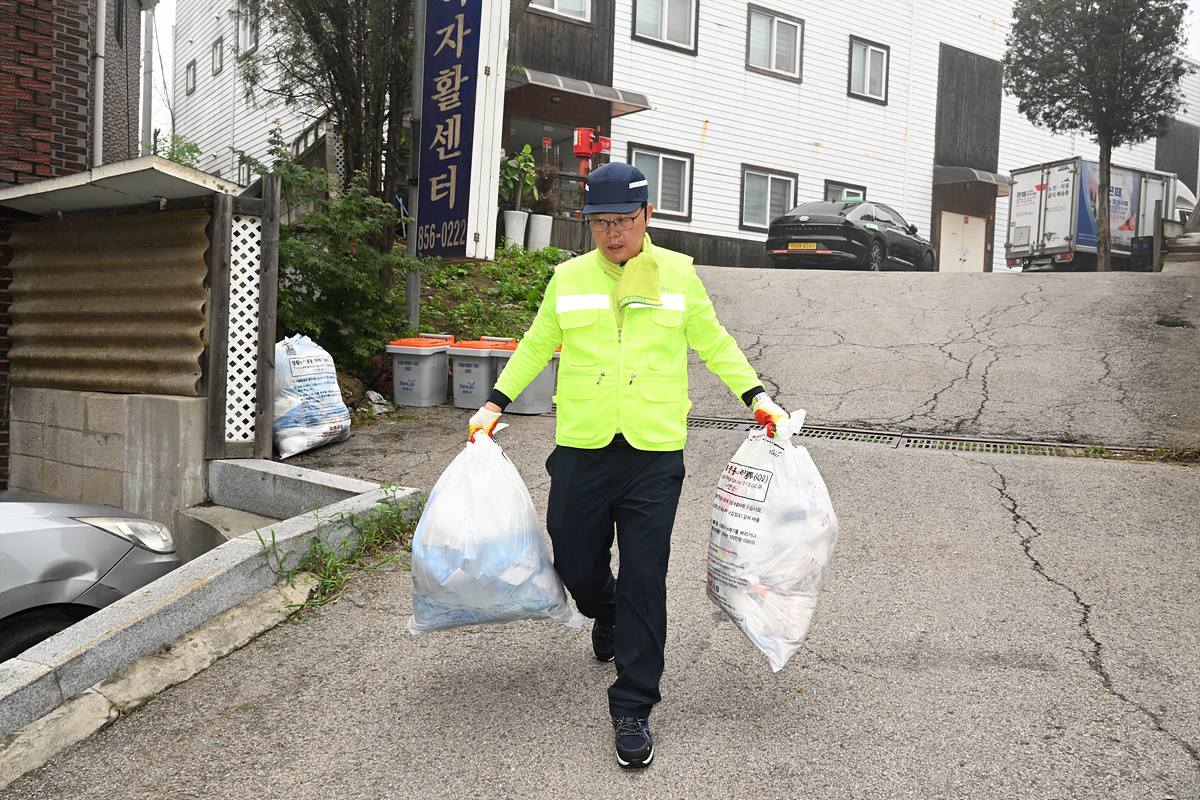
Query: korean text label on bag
[[707, 414, 838, 672]]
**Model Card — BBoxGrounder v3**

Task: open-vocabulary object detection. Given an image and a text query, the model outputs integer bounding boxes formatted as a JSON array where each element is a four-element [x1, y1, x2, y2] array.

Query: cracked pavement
[[691, 269, 1200, 447], [4, 269, 1197, 799]]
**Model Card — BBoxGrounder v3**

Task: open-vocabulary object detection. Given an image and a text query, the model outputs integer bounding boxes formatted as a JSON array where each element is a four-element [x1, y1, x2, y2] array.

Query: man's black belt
[[604, 433, 634, 449]]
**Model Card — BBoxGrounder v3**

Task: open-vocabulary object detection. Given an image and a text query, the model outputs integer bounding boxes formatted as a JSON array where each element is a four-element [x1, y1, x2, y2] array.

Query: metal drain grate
[[685, 417, 900, 446], [686, 416, 1108, 458], [900, 438, 1073, 456], [686, 418, 754, 432], [807, 428, 901, 446]]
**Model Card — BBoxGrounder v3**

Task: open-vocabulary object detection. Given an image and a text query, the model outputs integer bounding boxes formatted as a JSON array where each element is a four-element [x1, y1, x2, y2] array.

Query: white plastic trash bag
[[408, 432, 585, 633], [273, 334, 352, 459], [707, 412, 838, 672]]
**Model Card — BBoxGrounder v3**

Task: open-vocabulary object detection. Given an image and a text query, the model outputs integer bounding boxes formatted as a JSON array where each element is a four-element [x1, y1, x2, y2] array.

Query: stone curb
[[0, 483, 422, 754], [0, 575, 317, 790]]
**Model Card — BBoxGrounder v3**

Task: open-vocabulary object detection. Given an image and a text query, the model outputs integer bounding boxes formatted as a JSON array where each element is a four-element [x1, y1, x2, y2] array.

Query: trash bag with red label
[[707, 411, 838, 672]]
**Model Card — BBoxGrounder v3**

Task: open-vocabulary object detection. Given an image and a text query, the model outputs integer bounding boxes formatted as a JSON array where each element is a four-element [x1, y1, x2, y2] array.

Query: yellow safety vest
[[494, 240, 761, 451]]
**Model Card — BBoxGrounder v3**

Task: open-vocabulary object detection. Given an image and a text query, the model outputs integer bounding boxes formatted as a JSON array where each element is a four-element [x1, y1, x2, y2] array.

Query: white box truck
[[1004, 157, 1190, 271]]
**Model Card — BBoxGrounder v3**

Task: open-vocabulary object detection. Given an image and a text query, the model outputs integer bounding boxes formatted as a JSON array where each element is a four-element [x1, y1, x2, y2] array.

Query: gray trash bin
[[448, 341, 501, 409], [492, 343, 559, 415], [386, 334, 452, 407]]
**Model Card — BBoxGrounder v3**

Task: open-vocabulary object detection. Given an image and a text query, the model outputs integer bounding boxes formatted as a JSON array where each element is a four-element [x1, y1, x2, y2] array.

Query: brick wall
[[0, 0, 92, 184]]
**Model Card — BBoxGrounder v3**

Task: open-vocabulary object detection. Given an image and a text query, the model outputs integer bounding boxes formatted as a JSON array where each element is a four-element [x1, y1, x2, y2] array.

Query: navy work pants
[[545, 440, 686, 719]]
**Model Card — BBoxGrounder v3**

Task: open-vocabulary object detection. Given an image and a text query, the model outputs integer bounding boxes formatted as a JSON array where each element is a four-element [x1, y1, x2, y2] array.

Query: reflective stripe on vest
[[556, 293, 611, 313], [627, 293, 686, 311]]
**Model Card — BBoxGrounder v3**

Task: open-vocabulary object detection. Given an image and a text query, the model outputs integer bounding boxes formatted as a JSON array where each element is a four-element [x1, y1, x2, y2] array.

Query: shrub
[[245, 127, 428, 374]]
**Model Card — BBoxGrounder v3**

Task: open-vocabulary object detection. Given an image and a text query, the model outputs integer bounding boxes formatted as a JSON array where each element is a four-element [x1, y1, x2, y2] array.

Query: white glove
[[468, 406, 501, 442], [750, 393, 788, 439]]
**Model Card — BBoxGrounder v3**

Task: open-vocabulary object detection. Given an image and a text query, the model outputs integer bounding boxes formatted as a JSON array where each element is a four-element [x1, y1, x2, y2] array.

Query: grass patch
[[1077, 442, 1113, 459], [415, 245, 574, 341], [1132, 445, 1200, 464], [254, 487, 423, 614]]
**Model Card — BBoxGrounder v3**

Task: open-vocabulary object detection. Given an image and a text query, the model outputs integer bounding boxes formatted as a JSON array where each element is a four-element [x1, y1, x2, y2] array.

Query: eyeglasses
[[587, 208, 645, 233]]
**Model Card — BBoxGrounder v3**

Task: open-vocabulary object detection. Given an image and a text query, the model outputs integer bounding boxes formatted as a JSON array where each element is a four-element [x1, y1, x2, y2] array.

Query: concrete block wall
[[8, 387, 207, 527], [0, 220, 10, 489]]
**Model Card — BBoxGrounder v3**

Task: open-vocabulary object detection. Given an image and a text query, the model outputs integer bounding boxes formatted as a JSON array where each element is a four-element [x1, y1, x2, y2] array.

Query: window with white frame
[[825, 180, 867, 201], [185, 60, 196, 95], [631, 145, 692, 218], [530, 0, 590, 21], [746, 6, 802, 80], [849, 37, 889, 103], [742, 166, 795, 229], [634, 0, 696, 52], [212, 38, 224, 75], [239, 1, 260, 55]]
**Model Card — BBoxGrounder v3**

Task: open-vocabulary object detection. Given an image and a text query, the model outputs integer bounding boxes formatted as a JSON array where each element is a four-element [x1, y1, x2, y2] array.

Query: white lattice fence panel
[[226, 215, 262, 442]]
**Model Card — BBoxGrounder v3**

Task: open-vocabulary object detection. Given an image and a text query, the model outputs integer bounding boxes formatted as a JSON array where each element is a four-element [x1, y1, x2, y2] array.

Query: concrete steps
[[173, 504, 282, 563]]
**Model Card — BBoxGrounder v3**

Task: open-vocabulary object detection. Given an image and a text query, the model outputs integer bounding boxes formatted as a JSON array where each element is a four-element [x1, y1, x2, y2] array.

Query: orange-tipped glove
[[468, 406, 501, 442], [750, 392, 788, 439]]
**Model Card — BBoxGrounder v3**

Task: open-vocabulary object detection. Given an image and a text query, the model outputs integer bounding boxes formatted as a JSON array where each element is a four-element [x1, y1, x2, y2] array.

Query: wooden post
[[206, 193, 233, 459], [256, 174, 281, 459]]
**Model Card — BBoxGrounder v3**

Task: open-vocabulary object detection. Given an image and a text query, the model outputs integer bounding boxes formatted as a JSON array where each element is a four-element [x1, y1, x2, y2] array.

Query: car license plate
[[788, 242, 817, 250], [1031, 258, 1052, 265]]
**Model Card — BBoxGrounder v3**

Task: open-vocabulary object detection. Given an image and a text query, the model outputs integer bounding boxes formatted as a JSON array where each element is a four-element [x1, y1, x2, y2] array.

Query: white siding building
[[597, 0, 1200, 270], [172, 0, 1200, 270], [171, 0, 315, 184]]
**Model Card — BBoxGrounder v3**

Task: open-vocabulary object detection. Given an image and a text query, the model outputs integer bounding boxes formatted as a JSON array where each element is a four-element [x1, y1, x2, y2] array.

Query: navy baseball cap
[[583, 162, 649, 215]]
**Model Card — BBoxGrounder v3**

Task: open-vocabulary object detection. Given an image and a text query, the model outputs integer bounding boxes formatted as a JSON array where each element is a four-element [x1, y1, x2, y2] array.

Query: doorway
[[938, 212, 988, 272]]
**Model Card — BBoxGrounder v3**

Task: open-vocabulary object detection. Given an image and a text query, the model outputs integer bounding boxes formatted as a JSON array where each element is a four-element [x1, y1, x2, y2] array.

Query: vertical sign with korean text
[[416, 0, 481, 259], [414, 0, 507, 260]]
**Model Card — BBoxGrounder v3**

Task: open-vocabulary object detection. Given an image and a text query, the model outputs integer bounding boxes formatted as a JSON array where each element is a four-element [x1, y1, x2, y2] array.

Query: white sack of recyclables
[[707, 411, 839, 672], [273, 334, 351, 459], [408, 431, 585, 633]]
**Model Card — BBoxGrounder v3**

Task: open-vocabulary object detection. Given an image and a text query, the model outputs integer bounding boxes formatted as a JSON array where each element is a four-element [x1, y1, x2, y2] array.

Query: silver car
[[0, 491, 183, 662]]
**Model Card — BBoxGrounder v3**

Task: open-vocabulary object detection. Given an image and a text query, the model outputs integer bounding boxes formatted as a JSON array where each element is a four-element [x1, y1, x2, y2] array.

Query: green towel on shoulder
[[596, 234, 661, 326]]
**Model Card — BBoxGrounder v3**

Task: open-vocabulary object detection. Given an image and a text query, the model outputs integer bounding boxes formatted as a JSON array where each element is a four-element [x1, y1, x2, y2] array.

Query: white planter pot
[[502, 210, 529, 249], [527, 214, 553, 251]]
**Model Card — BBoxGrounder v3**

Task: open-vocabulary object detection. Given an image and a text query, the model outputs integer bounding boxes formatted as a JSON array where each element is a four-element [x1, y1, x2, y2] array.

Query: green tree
[[239, 0, 414, 279], [145, 133, 202, 168], [242, 126, 424, 373], [1003, 0, 1189, 271]]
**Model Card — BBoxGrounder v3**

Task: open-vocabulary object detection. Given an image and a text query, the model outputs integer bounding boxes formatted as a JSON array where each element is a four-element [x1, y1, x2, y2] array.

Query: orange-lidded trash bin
[[386, 333, 454, 407], [489, 339, 559, 415], [447, 339, 504, 409]]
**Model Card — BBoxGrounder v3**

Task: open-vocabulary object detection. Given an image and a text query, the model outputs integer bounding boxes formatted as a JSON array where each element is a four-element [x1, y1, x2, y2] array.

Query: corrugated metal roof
[[7, 209, 210, 395], [0, 156, 239, 216]]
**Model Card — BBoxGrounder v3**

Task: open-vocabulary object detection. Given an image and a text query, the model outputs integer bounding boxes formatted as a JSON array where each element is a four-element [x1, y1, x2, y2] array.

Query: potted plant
[[526, 165, 560, 251], [498, 144, 539, 248]]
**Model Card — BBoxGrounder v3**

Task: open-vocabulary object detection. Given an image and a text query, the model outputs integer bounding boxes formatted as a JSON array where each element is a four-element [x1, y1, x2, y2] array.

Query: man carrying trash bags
[[462, 162, 790, 769]]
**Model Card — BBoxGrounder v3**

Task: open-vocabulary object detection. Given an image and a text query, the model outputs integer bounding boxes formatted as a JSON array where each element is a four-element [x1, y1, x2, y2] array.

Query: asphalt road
[[3, 269, 1198, 799]]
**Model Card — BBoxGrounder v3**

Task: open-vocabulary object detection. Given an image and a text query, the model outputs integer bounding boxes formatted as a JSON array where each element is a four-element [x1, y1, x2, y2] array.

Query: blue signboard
[[415, 0, 483, 258]]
